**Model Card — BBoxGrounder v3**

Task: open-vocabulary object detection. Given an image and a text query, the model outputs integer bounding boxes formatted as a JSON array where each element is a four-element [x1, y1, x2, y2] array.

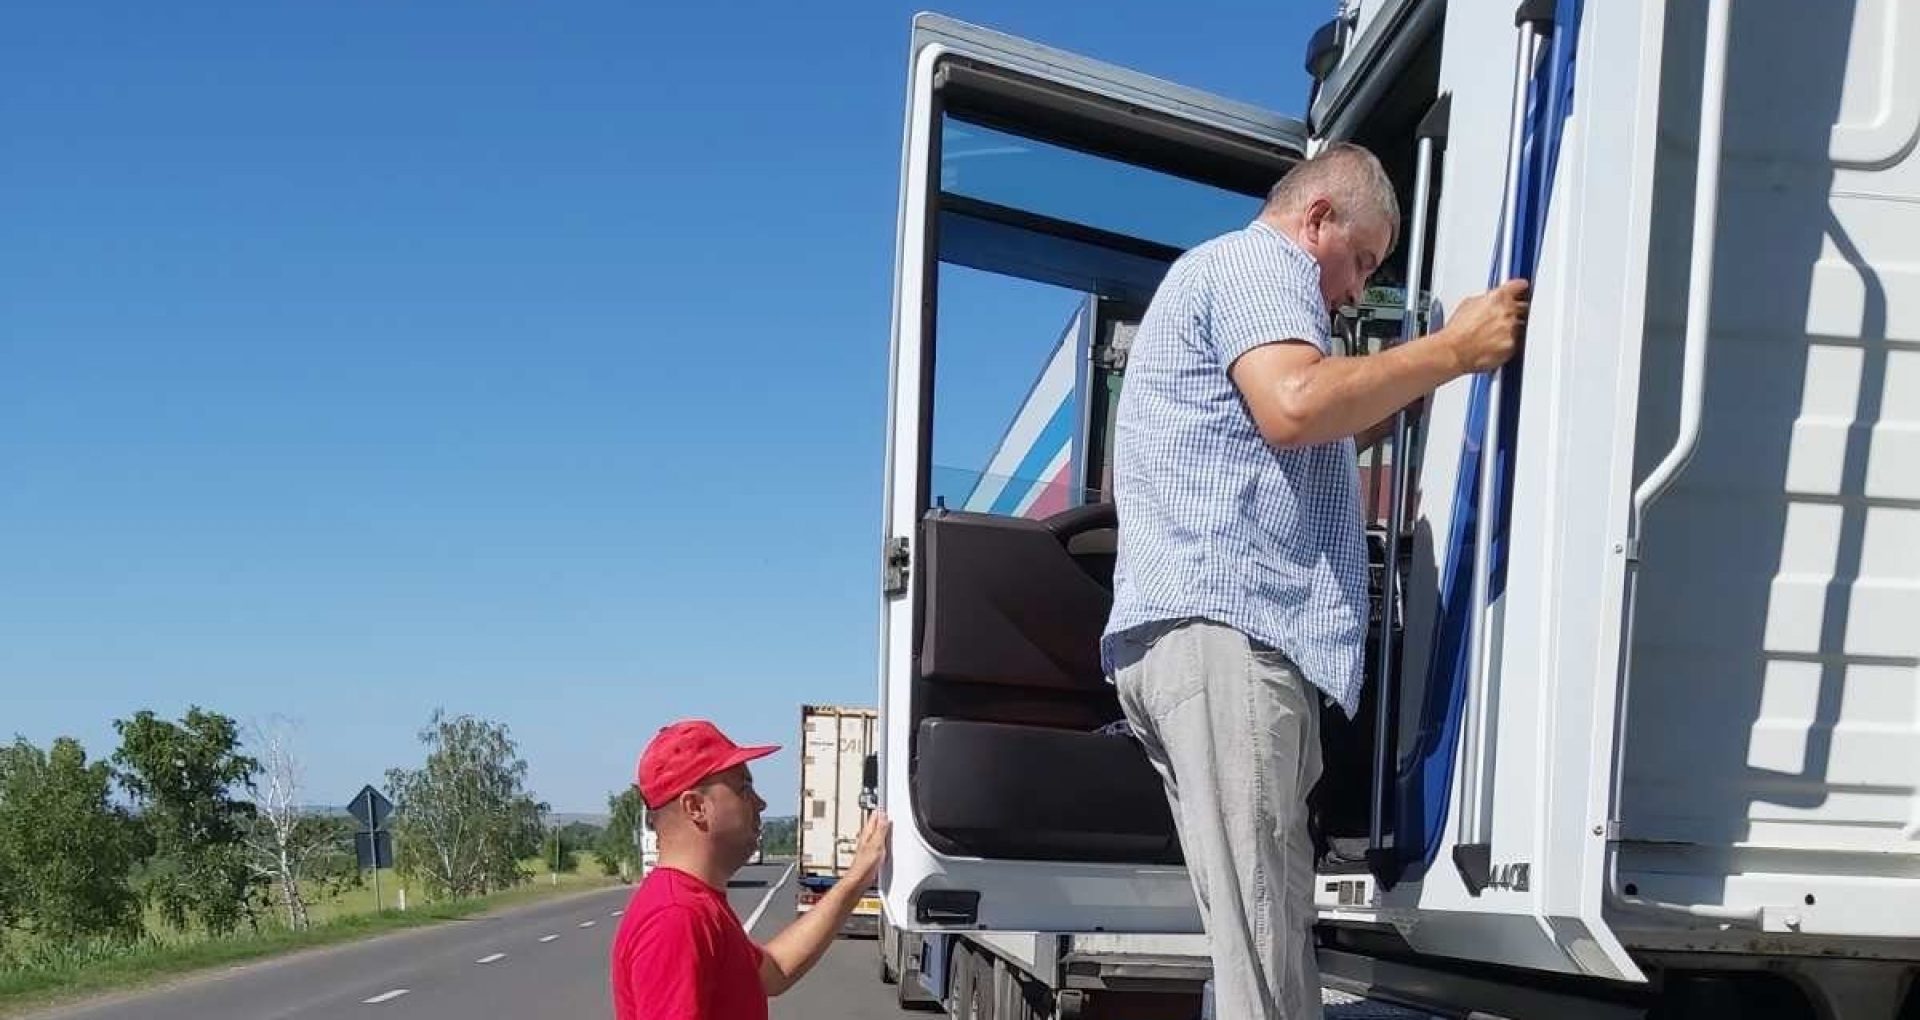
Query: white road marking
[[539, 934, 559, 943], [476, 952, 506, 964], [610, 909, 623, 916], [743, 862, 798, 936], [363, 989, 410, 1004], [578, 920, 596, 928]]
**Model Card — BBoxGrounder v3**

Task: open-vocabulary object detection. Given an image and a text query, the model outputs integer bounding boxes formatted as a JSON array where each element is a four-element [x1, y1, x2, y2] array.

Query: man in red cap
[[610, 719, 889, 1020]]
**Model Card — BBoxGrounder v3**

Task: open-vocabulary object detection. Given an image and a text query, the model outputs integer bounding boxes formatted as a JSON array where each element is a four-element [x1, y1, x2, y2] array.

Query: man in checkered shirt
[[1102, 144, 1529, 1019]]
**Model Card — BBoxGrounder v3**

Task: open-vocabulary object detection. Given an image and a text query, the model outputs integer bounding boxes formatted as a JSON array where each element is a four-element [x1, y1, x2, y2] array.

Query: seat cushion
[[913, 717, 1181, 865]]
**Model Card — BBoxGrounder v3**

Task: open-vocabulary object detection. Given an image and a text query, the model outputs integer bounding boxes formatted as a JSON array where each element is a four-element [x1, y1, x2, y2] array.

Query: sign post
[[347, 784, 394, 910]]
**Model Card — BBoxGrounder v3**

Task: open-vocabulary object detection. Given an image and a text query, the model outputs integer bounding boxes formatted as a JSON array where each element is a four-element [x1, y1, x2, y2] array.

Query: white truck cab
[[876, 6, 1920, 1019]]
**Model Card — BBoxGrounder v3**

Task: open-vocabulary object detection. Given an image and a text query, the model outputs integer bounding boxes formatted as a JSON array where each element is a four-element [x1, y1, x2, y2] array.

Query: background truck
[[796, 704, 881, 935], [639, 821, 659, 876]]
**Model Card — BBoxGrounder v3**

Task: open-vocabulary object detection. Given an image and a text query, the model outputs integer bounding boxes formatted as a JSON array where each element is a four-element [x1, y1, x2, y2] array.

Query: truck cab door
[[875, 13, 1305, 934], [1310, 0, 1649, 985]]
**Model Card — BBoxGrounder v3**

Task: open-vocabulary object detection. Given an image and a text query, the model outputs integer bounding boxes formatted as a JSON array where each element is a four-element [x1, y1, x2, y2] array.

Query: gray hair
[[1264, 143, 1400, 253]]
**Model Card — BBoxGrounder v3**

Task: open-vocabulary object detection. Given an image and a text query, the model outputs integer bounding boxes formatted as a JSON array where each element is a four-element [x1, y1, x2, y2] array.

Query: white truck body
[[796, 704, 880, 932], [877, 6, 1919, 1018]]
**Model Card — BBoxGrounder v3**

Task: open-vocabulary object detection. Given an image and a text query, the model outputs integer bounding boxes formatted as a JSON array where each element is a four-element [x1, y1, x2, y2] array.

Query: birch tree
[[240, 717, 351, 930], [385, 711, 543, 900]]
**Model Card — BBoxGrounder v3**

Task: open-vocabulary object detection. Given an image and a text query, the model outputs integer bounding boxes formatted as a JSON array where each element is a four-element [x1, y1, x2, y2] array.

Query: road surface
[[26, 862, 1428, 1019]]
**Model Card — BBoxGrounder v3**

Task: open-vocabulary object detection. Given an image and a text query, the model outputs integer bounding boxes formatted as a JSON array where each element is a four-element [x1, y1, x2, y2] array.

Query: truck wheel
[[993, 956, 1043, 1020], [950, 944, 977, 1019], [972, 950, 997, 1020], [957, 945, 996, 1020]]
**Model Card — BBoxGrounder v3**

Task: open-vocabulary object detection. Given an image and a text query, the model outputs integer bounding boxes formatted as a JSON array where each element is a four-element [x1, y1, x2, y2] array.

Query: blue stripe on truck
[[1396, 0, 1585, 883]]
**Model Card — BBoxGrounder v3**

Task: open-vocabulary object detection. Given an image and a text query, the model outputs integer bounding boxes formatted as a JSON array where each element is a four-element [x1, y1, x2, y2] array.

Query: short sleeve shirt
[[611, 867, 767, 1020], [1101, 220, 1369, 716]]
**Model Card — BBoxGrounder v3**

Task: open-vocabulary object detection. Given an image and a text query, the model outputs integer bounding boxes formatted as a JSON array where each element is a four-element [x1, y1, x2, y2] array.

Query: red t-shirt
[[610, 867, 768, 1020]]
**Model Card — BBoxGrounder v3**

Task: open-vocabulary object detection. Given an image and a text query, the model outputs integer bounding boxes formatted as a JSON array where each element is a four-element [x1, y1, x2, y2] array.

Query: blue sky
[[0, 0, 1319, 814]]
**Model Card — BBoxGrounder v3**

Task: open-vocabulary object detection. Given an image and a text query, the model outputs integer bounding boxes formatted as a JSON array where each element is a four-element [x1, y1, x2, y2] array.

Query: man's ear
[[1302, 198, 1335, 247]]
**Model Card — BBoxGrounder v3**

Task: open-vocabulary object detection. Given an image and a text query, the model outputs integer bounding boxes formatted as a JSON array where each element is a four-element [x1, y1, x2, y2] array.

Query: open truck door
[[876, 7, 1644, 985], [1315, 0, 1648, 984], [875, 12, 1304, 935]]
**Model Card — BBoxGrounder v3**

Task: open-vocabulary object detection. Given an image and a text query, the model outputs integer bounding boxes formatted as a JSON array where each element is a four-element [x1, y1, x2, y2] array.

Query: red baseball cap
[[637, 720, 778, 810]]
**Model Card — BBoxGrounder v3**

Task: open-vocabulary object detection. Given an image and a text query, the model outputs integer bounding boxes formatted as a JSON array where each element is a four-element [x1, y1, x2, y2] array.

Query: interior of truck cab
[[903, 26, 1444, 883]]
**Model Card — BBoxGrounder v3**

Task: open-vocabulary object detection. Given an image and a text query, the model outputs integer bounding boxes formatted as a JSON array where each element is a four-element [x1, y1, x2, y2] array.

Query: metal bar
[[1365, 427, 1385, 522], [1367, 129, 1437, 858], [1629, 0, 1728, 528], [372, 831, 383, 910], [1457, 18, 1542, 871], [1607, 0, 1736, 924]]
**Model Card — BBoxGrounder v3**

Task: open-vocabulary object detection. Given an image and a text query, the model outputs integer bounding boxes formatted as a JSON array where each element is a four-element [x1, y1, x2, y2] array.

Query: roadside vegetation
[[0, 708, 621, 1015]]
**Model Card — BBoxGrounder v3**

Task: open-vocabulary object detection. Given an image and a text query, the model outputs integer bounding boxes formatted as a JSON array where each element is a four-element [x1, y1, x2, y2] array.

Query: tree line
[[586, 790, 798, 878], [0, 706, 555, 958]]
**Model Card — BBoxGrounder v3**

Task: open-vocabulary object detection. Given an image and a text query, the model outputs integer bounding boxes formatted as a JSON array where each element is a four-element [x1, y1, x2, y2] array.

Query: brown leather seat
[[910, 505, 1181, 863]]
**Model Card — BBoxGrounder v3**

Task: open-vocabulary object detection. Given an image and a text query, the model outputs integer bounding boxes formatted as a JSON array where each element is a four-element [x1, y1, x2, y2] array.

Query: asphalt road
[[25, 868, 743, 1020], [26, 863, 1428, 1019], [23, 863, 877, 1020]]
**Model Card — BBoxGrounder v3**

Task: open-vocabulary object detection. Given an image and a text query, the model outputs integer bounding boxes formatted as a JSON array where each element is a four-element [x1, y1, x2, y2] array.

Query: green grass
[[303, 858, 611, 922], [0, 862, 622, 1017]]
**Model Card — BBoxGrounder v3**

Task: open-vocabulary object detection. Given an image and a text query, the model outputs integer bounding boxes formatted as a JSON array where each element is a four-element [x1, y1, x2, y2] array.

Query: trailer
[[796, 704, 881, 936], [874, 7, 1920, 1019]]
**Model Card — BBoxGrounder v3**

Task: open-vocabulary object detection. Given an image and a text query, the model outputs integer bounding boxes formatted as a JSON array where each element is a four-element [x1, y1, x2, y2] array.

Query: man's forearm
[[1265, 334, 1461, 449], [759, 874, 871, 995]]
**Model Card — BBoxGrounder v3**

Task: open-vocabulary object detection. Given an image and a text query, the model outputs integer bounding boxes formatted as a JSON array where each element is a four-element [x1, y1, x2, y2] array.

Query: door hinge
[[883, 537, 911, 596]]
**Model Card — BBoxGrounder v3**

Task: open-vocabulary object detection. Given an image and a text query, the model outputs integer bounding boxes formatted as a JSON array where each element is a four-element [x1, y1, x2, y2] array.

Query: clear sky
[[0, 0, 1320, 814]]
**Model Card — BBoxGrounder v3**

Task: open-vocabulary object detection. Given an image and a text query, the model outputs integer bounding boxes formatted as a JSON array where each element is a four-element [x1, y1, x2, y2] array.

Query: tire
[[975, 948, 1000, 1020], [950, 944, 976, 1020], [991, 954, 1044, 1020]]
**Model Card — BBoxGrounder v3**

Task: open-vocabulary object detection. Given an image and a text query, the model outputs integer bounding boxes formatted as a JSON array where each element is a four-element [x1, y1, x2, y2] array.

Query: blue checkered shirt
[[1102, 220, 1368, 717]]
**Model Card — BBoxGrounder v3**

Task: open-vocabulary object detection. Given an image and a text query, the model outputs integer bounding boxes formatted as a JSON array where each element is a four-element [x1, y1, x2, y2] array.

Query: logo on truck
[[1487, 862, 1532, 892]]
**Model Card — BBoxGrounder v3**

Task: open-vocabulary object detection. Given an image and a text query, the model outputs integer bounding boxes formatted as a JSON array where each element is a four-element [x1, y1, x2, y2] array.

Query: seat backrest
[[918, 509, 1113, 694]]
